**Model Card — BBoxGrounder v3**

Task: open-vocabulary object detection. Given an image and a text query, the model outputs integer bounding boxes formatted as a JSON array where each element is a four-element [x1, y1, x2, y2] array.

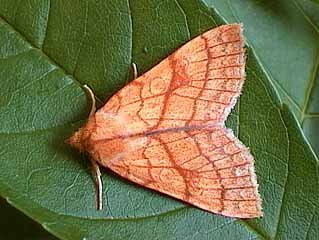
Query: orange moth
[[67, 24, 262, 218]]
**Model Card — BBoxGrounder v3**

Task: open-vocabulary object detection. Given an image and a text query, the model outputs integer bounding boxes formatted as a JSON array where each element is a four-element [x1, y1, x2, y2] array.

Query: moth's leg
[[90, 158, 103, 210], [132, 63, 138, 79], [83, 84, 103, 211]]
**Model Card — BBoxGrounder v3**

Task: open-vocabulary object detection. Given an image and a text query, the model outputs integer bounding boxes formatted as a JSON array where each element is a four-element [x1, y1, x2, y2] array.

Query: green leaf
[[203, 0, 319, 158], [0, 0, 318, 239]]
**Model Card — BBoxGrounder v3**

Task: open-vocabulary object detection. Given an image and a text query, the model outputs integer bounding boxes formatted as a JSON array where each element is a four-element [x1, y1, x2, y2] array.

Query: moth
[[67, 24, 262, 218]]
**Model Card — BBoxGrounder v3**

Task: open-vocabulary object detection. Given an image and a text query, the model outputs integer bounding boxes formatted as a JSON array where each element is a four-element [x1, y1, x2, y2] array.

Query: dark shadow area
[[0, 197, 58, 240]]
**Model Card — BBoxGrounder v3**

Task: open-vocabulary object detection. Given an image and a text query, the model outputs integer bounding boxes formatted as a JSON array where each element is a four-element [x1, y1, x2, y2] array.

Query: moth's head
[[66, 128, 85, 152], [66, 111, 133, 163], [66, 116, 96, 153]]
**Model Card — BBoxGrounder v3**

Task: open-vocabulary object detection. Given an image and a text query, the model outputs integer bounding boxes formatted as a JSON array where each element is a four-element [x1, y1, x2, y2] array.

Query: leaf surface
[[0, 0, 318, 239]]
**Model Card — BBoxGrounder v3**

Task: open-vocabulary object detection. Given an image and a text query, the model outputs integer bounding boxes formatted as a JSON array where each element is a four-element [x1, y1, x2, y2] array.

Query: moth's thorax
[[67, 111, 146, 165]]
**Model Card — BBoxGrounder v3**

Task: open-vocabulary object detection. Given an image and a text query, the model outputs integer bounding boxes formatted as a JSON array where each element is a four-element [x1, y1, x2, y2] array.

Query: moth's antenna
[[132, 63, 138, 80], [83, 84, 103, 211], [83, 85, 96, 116]]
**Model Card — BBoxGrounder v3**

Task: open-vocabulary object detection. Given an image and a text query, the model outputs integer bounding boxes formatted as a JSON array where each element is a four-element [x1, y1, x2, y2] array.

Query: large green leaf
[[0, 0, 318, 239], [204, 0, 319, 158]]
